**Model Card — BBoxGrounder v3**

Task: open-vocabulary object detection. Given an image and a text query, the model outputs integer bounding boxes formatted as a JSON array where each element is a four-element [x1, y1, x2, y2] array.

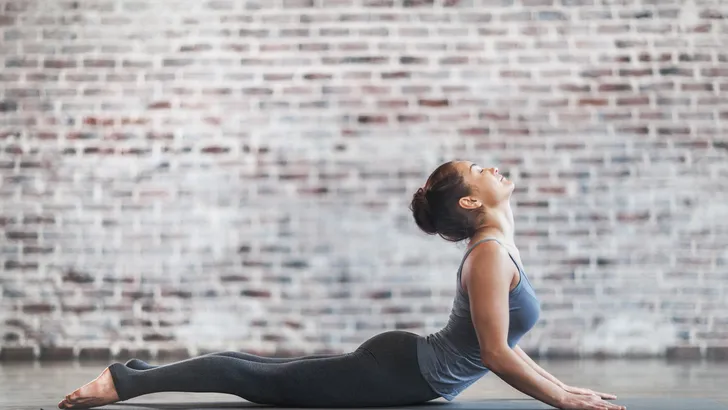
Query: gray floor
[[1, 358, 727, 410]]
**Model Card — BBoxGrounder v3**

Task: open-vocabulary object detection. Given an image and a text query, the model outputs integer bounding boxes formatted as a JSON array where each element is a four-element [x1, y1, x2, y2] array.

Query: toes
[[64, 391, 80, 406]]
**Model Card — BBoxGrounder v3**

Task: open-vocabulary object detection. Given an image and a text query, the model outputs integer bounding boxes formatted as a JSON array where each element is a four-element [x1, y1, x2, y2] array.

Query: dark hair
[[410, 161, 485, 242]]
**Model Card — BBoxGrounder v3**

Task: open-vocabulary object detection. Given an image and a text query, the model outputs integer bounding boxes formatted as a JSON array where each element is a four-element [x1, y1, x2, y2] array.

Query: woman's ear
[[458, 196, 480, 210]]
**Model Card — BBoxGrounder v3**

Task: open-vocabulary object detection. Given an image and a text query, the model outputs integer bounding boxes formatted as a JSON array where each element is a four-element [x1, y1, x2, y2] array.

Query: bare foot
[[57, 366, 120, 409]]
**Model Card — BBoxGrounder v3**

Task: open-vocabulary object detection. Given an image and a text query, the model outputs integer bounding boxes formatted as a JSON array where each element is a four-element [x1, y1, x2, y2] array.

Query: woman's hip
[[356, 330, 421, 358], [355, 330, 439, 401]]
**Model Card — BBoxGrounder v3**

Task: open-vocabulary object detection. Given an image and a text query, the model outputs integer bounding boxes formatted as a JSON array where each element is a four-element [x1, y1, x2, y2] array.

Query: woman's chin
[[505, 181, 516, 194]]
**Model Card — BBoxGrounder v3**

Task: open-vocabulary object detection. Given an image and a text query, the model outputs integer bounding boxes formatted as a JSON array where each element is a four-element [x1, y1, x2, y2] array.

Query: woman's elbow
[[480, 347, 512, 371]]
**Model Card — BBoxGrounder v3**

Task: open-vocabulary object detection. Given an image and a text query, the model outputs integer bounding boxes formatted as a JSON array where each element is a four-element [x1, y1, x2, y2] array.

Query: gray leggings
[[107, 330, 441, 407]]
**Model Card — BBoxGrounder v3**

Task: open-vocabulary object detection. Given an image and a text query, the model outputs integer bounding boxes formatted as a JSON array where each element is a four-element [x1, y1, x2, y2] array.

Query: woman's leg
[[107, 330, 440, 408], [124, 351, 337, 370], [109, 351, 377, 407]]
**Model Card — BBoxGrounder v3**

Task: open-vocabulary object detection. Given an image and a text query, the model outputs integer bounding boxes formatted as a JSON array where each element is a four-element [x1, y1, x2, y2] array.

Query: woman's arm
[[513, 345, 565, 389]]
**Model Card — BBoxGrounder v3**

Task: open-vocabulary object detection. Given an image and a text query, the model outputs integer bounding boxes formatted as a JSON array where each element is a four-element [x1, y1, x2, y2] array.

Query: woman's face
[[457, 160, 514, 209]]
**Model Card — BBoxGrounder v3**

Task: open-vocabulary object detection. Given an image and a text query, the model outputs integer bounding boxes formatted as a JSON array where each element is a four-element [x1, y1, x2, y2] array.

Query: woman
[[58, 160, 625, 410]]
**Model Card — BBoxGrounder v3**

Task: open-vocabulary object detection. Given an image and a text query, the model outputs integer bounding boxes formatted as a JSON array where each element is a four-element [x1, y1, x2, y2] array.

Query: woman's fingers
[[589, 401, 624, 410], [575, 386, 618, 400], [584, 395, 625, 410], [561, 390, 625, 410], [597, 392, 618, 400]]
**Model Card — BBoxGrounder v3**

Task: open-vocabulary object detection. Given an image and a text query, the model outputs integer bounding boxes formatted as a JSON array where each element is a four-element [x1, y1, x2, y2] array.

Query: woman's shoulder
[[460, 241, 518, 294]]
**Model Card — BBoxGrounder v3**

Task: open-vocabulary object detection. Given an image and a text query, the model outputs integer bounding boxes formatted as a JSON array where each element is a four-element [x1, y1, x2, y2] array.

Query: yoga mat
[[51, 397, 725, 410]]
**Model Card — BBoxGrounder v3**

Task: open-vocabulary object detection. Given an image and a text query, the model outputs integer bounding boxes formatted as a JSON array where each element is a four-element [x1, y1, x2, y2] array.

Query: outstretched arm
[[513, 345, 565, 388], [513, 345, 619, 400]]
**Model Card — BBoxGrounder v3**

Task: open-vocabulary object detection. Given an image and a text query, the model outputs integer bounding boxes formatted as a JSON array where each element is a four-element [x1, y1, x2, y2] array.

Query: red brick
[[619, 68, 654, 76], [403, 0, 434, 6], [43, 59, 76, 69], [539, 98, 569, 107], [358, 115, 388, 124], [121, 318, 153, 327], [400, 56, 427, 64], [598, 83, 632, 92], [377, 99, 409, 108], [580, 68, 612, 78], [638, 52, 673, 62], [597, 24, 630, 34], [78, 347, 111, 361], [381, 71, 410, 79], [617, 211, 650, 222], [157, 347, 190, 360], [559, 83, 590, 92], [303, 73, 333, 80], [201, 145, 231, 154], [142, 332, 175, 342], [458, 127, 490, 136], [0, 346, 36, 361], [617, 96, 650, 106], [657, 126, 691, 136], [620, 126, 648, 137], [702, 68, 728, 77], [495, 40, 527, 50], [439, 56, 469, 65], [6, 88, 39, 98], [498, 123, 535, 136], [397, 113, 428, 123], [418, 98, 448, 107], [180, 43, 212, 52], [666, 346, 702, 360], [360, 85, 390, 94], [83, 59, 115, 68], [478, 27, 507, 36], [38, 346, 74, 361], [699, 9, 725, 19], [242, 289, 272, 298], [64, 73, 98, 82], [500, 69, 531, 78], [578, 98, 609, 106], [116, 348, 153, 361], [83, 116, 114, 126], [148, 101, 171, 109], [22, 302, 55, 314], [83, 146, 114, 155]]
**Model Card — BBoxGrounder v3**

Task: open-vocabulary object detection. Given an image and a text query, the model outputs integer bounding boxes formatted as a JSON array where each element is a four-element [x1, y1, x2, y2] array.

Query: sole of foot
[[57, 366, 120, 409]]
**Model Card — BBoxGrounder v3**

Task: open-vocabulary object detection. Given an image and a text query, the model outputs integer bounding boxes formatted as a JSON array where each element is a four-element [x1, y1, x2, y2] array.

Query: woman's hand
[[557, 391, 626, 410], [561, 384, 618, 400]]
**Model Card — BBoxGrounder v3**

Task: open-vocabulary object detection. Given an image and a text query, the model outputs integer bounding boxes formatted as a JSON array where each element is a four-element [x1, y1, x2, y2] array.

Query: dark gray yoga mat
[[420, 398, 727, 410], [78, 397, 726, 410]]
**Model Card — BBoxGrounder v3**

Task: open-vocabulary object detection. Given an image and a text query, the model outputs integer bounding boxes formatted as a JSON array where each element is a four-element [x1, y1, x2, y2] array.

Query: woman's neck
[[469, 204, 516, 248]]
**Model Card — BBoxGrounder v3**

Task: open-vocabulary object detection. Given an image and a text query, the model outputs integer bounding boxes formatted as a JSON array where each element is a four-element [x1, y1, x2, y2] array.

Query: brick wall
[[1, 0, 727, 362]]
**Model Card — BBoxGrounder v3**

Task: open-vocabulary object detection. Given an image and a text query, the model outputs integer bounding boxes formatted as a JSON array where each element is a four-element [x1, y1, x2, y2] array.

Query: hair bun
[[410, 187, 437, 235]]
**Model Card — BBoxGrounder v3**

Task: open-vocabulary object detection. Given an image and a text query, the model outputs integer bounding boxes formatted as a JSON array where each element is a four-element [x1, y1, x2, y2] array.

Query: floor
[[1, 358, 727, 410]]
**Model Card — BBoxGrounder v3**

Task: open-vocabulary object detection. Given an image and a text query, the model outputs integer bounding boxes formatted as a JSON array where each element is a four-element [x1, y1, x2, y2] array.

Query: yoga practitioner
[[58, 160, 625, 410]]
